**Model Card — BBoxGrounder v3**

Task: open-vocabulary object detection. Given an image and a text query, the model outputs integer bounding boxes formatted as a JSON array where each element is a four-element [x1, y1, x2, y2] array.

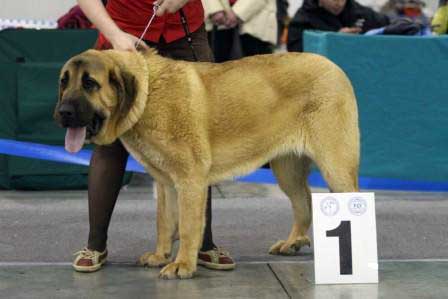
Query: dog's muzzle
[[57, 100, 104, 138], [58, 103, 79, 128]]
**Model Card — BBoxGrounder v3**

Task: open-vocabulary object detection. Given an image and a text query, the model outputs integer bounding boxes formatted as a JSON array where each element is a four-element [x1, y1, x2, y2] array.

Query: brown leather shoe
[[73, 248, 108, 273], [197, 248, 236, 270]]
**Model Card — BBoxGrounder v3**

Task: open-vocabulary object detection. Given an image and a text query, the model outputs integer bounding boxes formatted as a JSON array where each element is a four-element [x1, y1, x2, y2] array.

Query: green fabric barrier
[[7, 62, 94, 190], [0, 63, 18, 189], [303, 31, 448, 182], [0, 29, 98, 62], [0, 29, 133, 190], [17, 63, 63, 143]]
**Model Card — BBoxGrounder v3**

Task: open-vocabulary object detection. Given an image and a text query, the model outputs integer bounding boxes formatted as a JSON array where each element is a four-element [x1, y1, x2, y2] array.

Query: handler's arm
[[155, 0, 191, 16], [203, 0, 229, 16], [231, 0, 269, 23], [77, 0, 147, 51]]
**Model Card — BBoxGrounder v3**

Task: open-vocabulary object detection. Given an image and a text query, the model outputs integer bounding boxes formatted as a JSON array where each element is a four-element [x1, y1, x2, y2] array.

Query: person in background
[[57, 6, 92, 29], [72, 0, 235, 273], [57, 0, 107, 29], [287, 0, 389, 52], [381, 0, 429, 28], [277, 0, 290, 46], [432, 0, 448, 34], [203, 0, 277, 62]]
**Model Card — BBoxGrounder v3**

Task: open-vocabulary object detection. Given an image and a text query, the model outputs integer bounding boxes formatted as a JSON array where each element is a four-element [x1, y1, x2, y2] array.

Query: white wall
[[0, 0, 77, 20], [0, 0, 439, 21]]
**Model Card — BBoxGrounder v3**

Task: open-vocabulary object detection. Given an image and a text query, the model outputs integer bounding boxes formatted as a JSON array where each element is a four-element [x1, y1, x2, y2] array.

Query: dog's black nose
[[58, 103, 76, 119]]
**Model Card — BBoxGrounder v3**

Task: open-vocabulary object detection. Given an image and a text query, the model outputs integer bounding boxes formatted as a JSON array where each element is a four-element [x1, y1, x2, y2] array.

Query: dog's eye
[[82, 74, 100, 91], [60, 72, 69, 89]]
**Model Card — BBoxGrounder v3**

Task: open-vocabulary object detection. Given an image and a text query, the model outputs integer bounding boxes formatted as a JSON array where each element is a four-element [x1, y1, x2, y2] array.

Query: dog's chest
[[120, 131, 173, 185]]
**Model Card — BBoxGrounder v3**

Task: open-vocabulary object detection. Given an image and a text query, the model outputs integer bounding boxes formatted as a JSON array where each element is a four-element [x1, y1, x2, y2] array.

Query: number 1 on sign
[[326, 221, 352, 275]]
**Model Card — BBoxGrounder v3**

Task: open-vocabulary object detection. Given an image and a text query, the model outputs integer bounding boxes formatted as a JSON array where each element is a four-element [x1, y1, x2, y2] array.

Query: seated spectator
[[381, 0, 430, 27], [364, 16, 430, 35], [380, 0, 405, 17], [287, 0, 390, 52], [432, 0, 448, 34]]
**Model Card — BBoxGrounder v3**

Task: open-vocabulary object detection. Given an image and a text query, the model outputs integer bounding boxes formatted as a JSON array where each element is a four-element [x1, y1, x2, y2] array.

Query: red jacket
[[96, 0, 204, 49]]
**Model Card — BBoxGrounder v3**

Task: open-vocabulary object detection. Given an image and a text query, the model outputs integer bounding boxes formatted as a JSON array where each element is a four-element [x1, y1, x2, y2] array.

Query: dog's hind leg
[[310, 131, 359, 193], [139, 182, 178, 267], [269, 154, 312, 256], [313, 152, 359, 193], [307, 96, 360, 193]]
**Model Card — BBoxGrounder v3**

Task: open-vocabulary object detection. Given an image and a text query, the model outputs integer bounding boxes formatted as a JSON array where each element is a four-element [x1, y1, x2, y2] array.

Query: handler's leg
[[200, 187, 215, 251], [73, 140, 128, 272]]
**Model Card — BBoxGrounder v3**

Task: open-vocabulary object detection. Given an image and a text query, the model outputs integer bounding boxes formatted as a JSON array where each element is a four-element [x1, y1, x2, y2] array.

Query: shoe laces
[[74, 248, 97, 259], [214, 247, 230, 257]]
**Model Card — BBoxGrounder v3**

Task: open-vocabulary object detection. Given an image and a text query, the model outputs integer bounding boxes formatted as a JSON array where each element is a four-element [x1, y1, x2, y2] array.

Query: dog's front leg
[[159, 181, 207, 279], [139, 182, 178, 267]]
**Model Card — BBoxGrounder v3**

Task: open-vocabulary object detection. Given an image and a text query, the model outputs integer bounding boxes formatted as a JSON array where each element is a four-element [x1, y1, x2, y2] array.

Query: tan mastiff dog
[[54, 49, 360, 279]]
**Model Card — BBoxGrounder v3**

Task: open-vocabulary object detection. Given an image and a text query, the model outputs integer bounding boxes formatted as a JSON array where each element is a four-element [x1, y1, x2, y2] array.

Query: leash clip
[[135, 3, 159, 49]]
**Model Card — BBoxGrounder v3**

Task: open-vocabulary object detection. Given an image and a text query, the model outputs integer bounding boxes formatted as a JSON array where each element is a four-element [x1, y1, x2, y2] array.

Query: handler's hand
[[339, 27, 362, 34], [211, 11, 227, 26], [155, 0, 190, 16], [109, 30, 149, 51], [224, 10, 239, 28]]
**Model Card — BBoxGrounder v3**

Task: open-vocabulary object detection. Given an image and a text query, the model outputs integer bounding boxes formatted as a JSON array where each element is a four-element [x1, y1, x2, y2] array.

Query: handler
[[73, 0, 235, 272]]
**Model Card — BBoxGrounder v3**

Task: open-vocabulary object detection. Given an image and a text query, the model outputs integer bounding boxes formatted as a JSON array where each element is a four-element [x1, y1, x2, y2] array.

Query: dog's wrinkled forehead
[[63, 52, 108, 78]]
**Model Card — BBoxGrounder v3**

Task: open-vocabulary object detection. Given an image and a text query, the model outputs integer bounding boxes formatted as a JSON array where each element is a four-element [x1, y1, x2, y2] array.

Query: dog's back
[[185, 53, 358, 184]]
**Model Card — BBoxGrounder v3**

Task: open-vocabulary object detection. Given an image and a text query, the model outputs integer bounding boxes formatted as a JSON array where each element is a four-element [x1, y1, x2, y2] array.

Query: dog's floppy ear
[[106, 57, 147, 138], [109, 68, 138, 118]]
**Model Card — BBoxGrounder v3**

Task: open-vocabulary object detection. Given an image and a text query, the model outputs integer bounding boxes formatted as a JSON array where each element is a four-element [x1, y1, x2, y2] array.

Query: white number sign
[[312, 193, 378, 284]]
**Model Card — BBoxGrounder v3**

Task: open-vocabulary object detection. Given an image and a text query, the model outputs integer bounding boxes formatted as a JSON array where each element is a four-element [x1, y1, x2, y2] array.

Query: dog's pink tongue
[[65, 127, 86, 153]]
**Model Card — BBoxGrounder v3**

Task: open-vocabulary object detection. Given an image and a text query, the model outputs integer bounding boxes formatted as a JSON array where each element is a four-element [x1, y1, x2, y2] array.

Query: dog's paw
[[159, 262, 195, 280], [138, 252, 171, 267], [268, 236, 311, 256]]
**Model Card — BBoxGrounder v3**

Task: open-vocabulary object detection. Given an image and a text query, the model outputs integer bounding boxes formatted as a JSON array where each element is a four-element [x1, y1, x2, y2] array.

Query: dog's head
[[54, 49, 148, 153]]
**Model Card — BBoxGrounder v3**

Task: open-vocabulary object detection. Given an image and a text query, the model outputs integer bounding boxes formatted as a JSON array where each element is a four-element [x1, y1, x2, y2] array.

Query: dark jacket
[[287, 0, 390, 52]]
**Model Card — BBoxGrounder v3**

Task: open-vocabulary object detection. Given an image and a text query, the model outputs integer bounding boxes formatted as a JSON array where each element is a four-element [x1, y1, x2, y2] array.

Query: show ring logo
[[348, 197, 367, 216], [320, 197, 339, 216]]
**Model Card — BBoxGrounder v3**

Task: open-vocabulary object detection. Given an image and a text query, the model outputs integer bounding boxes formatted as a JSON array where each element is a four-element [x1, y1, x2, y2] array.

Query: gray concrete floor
[[1, 174, 448, 298], [2, 261, 448, 299]]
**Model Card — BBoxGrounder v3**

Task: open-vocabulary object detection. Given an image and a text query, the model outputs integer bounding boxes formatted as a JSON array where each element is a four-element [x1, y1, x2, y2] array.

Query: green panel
[[0, 63, 17, 138], [0, 157, 10, 189], [0, 62, 18, 188], [8, 155, 90, 176], [16, 63, 64, 143], [10, 62, 91, 187], [0, 29, 134, 190], [9, 170, 132, 191], [304, 32, 448, 182], [0, 29, 98, 63], [10, 173, 90, 191]]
